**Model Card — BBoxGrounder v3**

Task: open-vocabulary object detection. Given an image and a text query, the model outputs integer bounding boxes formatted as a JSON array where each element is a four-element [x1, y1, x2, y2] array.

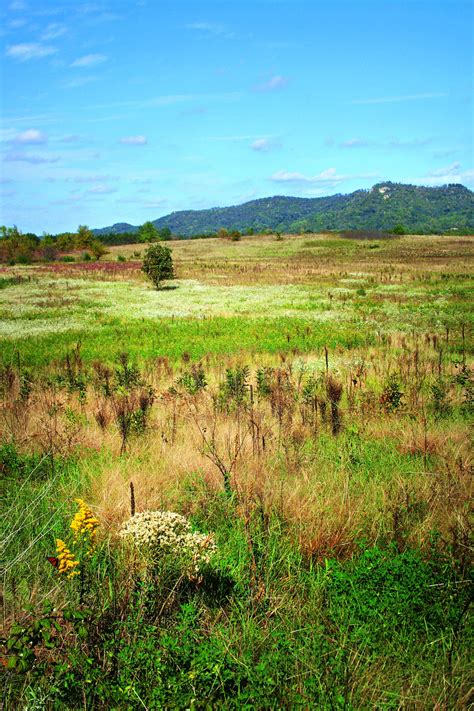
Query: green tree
[[138, 221, 160, 243], [90, 240, 108, 260], [158, 226, 172, 241], [0, 225, 38, 263], [392, 224, 407, 235], [142, 243, 174, 289], [76, 225, 94, 247]]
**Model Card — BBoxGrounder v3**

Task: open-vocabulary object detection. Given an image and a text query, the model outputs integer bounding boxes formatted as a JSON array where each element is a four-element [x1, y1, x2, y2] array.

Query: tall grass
[[1, 233, 472, 707]]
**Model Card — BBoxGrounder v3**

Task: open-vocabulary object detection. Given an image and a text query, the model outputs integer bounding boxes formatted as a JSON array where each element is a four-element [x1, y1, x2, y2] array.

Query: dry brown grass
[[99, 233, 474, 286], [2, 342, 471, 560]]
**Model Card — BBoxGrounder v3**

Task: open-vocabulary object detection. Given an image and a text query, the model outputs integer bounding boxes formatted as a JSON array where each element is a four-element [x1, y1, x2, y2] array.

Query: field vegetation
[[1, 232, 473, 708]]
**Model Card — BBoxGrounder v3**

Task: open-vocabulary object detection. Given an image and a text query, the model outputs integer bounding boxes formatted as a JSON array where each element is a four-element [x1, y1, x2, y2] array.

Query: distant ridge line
[[93, 182, 474, 237]]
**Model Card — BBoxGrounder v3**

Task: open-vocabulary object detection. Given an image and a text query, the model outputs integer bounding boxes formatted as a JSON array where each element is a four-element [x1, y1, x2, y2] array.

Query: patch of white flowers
[[119, 510, 216, 577]]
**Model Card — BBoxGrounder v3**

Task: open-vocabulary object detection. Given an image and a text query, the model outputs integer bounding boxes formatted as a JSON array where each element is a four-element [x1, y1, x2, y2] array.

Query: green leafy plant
[[177, 363, 207, 394], [380, 373, 404, 412], [142, 243, 174, 289]]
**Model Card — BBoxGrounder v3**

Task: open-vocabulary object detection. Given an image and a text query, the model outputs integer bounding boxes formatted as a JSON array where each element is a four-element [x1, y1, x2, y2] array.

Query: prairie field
[[1, 232, 473, 709]]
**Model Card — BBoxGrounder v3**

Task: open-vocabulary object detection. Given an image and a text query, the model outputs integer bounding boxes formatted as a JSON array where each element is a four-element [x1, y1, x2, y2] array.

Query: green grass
[[1, 268, 472, 365], [1, 314, 376, 367], [1, 444, 86, 615], [1, 234, 472, 708], [3, 451, 471, 708]]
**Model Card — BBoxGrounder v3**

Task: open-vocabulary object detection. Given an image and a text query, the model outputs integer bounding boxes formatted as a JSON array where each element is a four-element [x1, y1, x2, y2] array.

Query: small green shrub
[[177, 363, 207, 394], [380, 374, 404, 412], [219, 365, 249, 408], [142, 243, 174, 289], [430, 379, 451, 417]]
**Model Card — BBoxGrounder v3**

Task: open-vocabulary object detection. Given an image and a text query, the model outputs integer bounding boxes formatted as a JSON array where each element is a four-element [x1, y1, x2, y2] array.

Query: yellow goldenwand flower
[[55, 539, 80, 578], [70, 499, 99, 546]]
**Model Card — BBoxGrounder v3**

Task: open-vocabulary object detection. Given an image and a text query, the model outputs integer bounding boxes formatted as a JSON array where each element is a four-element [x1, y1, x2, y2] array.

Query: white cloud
[[57, 134, 81, 143], [9, 18, 28, 28], [61, 75, 99, 89], [388, 137, 432, 148], [6, 43, 57, 61], [9, 1, 27, 10], [51, 195, 83, 206], [41, 23, 67, 40], [185, 21, 233, 38], [350, 92, 447, 105], [14, 128, 48, 144], [251, 138, 279, 152], [428, 161, 461, 177], [70, 53, 107, 67], [4, 151, 59, 164], [417, 171, 474, 186], [338, 137, 431, 149], [408, 164, 474, 186], [340, 138, 370, 148], [270, 167, 377, 186], [119, 135, 147, 145], [88, 184, 116, 194], [72, 174, 112, 183], [143, 198, 167, 208], [255, 75, 288, 92]]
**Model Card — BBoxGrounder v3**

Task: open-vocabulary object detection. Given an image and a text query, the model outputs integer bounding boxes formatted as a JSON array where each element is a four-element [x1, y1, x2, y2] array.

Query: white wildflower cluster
[[119, 510, 216, 576]]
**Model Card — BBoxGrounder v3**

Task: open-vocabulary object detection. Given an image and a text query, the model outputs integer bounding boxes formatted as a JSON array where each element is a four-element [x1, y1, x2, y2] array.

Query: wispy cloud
[[338, 136, 431, 149], [119, 135, 147, 145], [71, 174, 112, 183], [388, 137, 432, 148], [412, 164, 474, 186], [9, 1, 27, 10], [51, 195, 83, 206], [428, 162, 462, 177], [61, 75, 99, 89], [185, 21, 233, 38], [41, 23, 67, 40], [270, 167, 377, 186], [340, 138, 371, 148], [6, 42, 57, 61], [143, 198, 167, 208], [88, 92, 242, 111], [254, 75, 288, 92], [57, 134, 81, 143], [208, 134, 261, 142], [87, 184, 116, 194], [4, 150, 59, 164], [350, 92, 447, 105], [251, 137, 280, 152], [9, 18, 28, 29], [0, 112, 58, 125], [14, 128, 48, 144], [70, 53, 107, 68]]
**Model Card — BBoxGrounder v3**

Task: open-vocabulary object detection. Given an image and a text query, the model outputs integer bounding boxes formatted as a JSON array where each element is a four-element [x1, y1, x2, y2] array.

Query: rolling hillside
[[94, 182, 474, 237]]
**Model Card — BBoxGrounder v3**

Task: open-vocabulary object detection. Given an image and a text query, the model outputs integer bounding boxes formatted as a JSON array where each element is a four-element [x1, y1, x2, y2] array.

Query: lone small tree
[[138, 221, 160, 243], [142, 243, 174, 289], [90, 239, 108, 260]]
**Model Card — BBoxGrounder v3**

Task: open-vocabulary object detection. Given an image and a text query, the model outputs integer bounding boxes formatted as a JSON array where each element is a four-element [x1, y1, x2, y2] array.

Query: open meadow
[[1, 232, 473, 708]]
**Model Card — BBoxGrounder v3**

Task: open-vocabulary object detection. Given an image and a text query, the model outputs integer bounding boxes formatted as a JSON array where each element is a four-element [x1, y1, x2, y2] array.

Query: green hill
[[94, 182, 474, 237]]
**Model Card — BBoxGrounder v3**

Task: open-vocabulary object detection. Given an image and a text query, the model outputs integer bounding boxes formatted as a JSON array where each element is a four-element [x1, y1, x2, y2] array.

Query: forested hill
[[94, 182, 474, 237]]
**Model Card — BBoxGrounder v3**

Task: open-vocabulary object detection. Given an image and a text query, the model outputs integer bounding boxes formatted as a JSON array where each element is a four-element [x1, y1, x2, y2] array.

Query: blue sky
[[1, 0, 472, 233]]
